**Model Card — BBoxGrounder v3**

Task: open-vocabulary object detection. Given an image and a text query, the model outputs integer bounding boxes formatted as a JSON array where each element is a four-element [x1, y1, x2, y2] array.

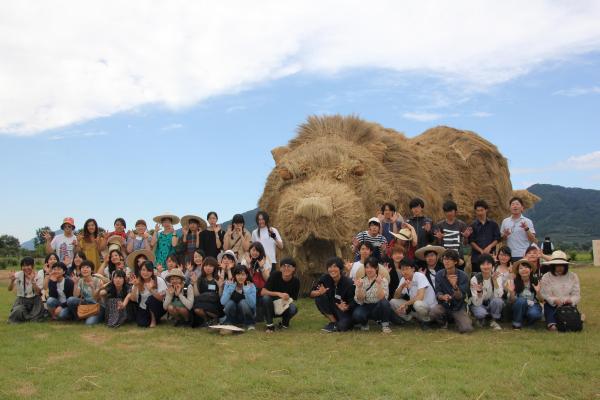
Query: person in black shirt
[[469, 200, 501, 273], [198, 211, 225, 258], [310, 257, 356, 332], [261, 257, 300, 333], [405, 198, 434, 269]]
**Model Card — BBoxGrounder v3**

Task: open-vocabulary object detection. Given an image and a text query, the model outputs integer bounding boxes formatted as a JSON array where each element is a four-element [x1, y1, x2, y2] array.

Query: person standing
[[501, 197, 537, 262], [434, 200, 472, 264], [469, 200, 501, 273], [44, 217, 78, 263], [252, 211, 283, 271], [199, 212, 225, 259], [152, 213, 180, 269]]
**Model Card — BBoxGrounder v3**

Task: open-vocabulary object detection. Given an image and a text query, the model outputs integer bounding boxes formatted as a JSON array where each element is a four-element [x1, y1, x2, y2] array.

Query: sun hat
[[126, 249, 155, 269], [107, 235, 124, 247], [217, 250, 237, 264], [165, 268, 185, 283], [414, 245, 446, 261], [541, 250, 571, 265], [153, 212, 180, 225], [513, 258, 537, 273], [180, 215, 207, 231], [391, 228, 413, 242], [60, 217, 75, 230]]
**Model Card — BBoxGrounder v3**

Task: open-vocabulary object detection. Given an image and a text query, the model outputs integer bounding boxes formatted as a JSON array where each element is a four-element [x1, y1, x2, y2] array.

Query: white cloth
[[56, 279, 67, 304], [251, 227, 282, 264], [398, 272, 437, 308], [50, 234, 77, 262], [139, 277, 167, 310], [13, 271, 41, 298], [500, 216, 535, 258], [349, 261, 363, 279]]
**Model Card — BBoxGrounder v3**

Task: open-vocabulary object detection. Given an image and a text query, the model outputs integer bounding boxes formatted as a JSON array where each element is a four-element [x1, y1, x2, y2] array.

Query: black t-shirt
[[313, 274, 355, 305], [199, 229, 225, 258], [265, 271, 300, 300], [106, 283, 130, 300]]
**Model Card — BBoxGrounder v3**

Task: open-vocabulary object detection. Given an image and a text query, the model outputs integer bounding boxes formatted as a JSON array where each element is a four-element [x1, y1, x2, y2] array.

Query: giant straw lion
[[259, 115, 538, 290]]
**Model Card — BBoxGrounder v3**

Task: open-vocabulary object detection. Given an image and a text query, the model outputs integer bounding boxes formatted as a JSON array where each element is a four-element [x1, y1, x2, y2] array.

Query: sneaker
[[439, 322, 448, 330], [246, 325, 256, 331], [476, 319, 485, 328], [547, 324, 558, 332], [321, 322, 337, 333], [360, 324, 370, 331], [490, 320, 502, 331], [277, 322, 289, 330], [512, 324, 521, 330], [419, 321, 432, 331], [265, 324, 275, 333], [381, 325, 392, 334]]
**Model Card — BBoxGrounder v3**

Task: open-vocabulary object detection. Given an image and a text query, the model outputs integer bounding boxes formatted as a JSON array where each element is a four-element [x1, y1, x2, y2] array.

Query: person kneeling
[[261, 258, 300, 333], [221, 265, 257, 330], [470, 254, 504, 330], [8, 257, 45, 323], [390, 259, 436, 329], [430, 250, 473, 333], [129, 261, 167, 328], [310, 257, 355, 333], [352, 257, 392, 334], [164, 269, 194, 326]]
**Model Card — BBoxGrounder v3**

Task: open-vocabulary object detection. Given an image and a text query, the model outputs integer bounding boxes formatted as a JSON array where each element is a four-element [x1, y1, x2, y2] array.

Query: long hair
[[83, 218, 99, 242], [255, 211, 271, 237], [514, 263, 538, 295], [201, 257, 219, 280], [107, 249, 124, 278]]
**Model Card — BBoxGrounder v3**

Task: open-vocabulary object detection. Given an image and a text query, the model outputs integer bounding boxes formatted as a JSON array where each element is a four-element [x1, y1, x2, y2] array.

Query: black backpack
[[555, 305, 583, 332]]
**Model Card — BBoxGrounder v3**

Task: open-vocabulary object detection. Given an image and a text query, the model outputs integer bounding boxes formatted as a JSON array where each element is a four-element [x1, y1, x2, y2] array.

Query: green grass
[[1, 267, 599, 400]]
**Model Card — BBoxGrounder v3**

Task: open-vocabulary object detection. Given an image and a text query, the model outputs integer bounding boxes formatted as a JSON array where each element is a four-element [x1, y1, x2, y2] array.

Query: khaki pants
[[430, 304, 473, 333], [390, 299, 431, 322]]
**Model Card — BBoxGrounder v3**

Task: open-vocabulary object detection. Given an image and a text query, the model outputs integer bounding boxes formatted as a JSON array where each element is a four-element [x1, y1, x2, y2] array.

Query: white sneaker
[[246, 325, 256, 331], [382, 325, 392, 334], [490, 320, 502, 331], [360, 324, 370, 331]]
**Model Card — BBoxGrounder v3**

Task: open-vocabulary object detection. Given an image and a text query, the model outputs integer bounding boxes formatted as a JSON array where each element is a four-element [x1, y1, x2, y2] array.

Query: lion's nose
[[294, 196, 333, 220]]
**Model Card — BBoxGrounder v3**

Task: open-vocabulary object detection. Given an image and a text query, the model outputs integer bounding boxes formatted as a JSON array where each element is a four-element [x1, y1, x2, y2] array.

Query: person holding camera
[[252, 211, 283, 270], [223, 214, 251, 262]]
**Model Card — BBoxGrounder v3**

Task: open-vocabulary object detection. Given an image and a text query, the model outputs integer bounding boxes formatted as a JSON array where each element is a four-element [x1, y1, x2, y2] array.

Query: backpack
[[555, 305, 583, 332]]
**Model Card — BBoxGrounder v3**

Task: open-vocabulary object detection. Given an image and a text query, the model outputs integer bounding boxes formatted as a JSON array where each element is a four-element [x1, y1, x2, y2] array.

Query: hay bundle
[[259, 115, 537, 290]]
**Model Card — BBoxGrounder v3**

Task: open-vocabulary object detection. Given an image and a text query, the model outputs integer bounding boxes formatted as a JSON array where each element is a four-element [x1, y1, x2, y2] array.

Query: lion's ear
[[271, 146, 290, 165]]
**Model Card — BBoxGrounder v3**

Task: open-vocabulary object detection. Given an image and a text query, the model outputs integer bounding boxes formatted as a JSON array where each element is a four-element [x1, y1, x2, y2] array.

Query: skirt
[[9, 296, 45, 323], [105, 298, 128, 328]]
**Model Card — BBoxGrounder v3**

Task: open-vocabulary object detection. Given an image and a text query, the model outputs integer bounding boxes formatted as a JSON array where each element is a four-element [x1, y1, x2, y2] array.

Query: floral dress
[[155, 232, 175, 267]]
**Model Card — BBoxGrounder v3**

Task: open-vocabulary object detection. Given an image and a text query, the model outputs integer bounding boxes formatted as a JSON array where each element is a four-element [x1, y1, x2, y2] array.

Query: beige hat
[[107, 235, 124, 247], [126, 249, 155, 269], [513, 258, 538, 273], [368, 217, 381, 225], [165, 268, 185, 283], [217, 250, 237, 264], [180, 215, 207, 231], [542, 250, 571, 265], [153, 213, 180, 225], [414, 245, 446, 261], [391, 228, 412, 242]]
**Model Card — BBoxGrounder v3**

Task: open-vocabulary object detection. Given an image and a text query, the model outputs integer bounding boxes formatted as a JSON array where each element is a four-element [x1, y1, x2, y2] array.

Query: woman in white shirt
[[130, 261, 167, 327], [252, 211, 283, 270]]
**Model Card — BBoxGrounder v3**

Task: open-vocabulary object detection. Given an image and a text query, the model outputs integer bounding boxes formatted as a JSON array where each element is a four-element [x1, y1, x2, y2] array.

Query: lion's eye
[[351, 164, 365, 176], [278, 167, 293, 180]]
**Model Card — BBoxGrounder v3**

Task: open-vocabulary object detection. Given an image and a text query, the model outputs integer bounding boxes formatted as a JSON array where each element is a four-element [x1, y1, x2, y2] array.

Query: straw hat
[[126, 249, 155, 269], [414, 245, 446, 261], [165, 268, 185, 283], [542, 250, 571, 265], [107, 235, 124, 247], [180, 215, 207, 231], [153, 212, 180, 225], [391, 228, 412, 242], [513, 258, 537, 273]]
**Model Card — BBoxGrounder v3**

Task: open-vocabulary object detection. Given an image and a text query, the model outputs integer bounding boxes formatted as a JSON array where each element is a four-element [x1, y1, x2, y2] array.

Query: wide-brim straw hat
[[513, 258, 538, 273], [165, 268, 185, 283], [391, 228, 413, 242], [180, 215, 207, 231], [415, 245, 446, 261], [542, 250, 571, 265], [107, 235, 124, 247], [126, 249, 155, 269], [153, 212, 180, 225]]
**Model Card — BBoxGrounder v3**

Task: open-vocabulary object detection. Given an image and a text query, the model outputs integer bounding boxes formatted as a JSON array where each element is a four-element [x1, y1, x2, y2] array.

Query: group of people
[[7, 196, 584, 334]]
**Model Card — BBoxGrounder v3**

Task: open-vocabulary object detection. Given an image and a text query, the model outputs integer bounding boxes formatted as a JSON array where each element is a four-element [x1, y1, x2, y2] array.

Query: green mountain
[[526, 184, 600, 249]]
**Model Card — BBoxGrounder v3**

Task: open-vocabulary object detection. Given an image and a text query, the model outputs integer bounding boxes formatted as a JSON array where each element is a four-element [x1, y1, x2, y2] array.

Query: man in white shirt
[[500, 197, 536, 261], [44, 217, 78, 263], [390, 259, 437, 328]]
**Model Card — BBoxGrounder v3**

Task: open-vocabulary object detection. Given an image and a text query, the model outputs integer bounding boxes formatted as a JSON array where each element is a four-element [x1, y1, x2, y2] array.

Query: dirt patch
[[80, 331, 111, 346], [33, 332, 49, 340], [115, 343, 141, 351], [0, 270, 11, 283], [13, 382, 37, 397], [153, 340, 184, 352], [46, 350, 78, 364]]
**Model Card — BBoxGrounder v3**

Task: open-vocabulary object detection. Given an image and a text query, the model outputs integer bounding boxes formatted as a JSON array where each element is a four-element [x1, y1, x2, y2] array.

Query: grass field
[[0, 267, 599, 400]]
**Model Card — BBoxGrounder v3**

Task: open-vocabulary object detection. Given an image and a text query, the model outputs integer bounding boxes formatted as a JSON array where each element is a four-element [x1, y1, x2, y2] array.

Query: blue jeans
[[262, 295, 298, 326], [512, 298, 542, 327], [223, 299, 255, 326], [472, 298, 505, 321], [67, 297, 105, 325], [352, 299, 392, 325], [544, 303, 558, 327], [46, 297, 72, 320]]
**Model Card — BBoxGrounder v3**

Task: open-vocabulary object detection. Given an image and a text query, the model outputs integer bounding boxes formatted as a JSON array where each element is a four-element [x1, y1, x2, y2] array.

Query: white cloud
[[472, 111, 493, 118], [47, 130, 107, 140], [554, 86, 600, 97], [402, 112, 443, 122], [2, 1, 600, 135], [511, 150, 600, 174], [161, 123, 183, 131]]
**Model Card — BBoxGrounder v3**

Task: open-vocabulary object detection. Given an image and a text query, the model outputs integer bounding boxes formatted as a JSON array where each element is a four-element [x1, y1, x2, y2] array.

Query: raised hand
[[9, 270, 16, 282], [156, 264, 163, 274], [167, 284, 175, 295], [190, 272, 197, 283], [154, 223, 161, 234], [316, 284, 328, 296], [434, 229, 444, 240], [185, 262, 192, 272], [182, 227, 189, 238], [503, 228, 511, 237], [354, 278, 363, 289], [128, 230, 135, 239], [506, 279, 515, 293], [42, 230, 52, 242], [463, 226, 473, 239], [423, 222, 432, 232]]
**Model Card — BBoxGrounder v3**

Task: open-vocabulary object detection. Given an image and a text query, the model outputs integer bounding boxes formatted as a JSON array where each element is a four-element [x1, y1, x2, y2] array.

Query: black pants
[[136, 296, 166, 327], [314, 295, 353, 331], [262, 295, 298, 326]]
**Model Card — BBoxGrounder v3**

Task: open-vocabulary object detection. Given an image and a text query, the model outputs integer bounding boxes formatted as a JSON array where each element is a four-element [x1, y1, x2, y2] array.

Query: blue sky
[[1, 2, 600, 242]]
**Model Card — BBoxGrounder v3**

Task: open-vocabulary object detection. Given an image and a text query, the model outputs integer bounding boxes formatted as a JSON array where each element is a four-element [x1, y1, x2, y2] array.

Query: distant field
[[0, 267, 599, 400]]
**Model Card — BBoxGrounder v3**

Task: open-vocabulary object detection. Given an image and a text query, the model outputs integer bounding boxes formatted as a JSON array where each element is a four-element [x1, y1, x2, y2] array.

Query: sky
[[1, 1, 600, 243]]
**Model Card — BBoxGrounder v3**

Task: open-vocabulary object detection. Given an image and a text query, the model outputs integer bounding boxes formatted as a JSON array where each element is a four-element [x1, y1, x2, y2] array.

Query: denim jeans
[[512, 298, 542, 327], [67, 297, 105, 325], [471, 298, 505, 321], [262, 295, 298, 326], [223, 299, 255, 326], [352, 299, 391, 325], [46, 297, 72, 320]]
